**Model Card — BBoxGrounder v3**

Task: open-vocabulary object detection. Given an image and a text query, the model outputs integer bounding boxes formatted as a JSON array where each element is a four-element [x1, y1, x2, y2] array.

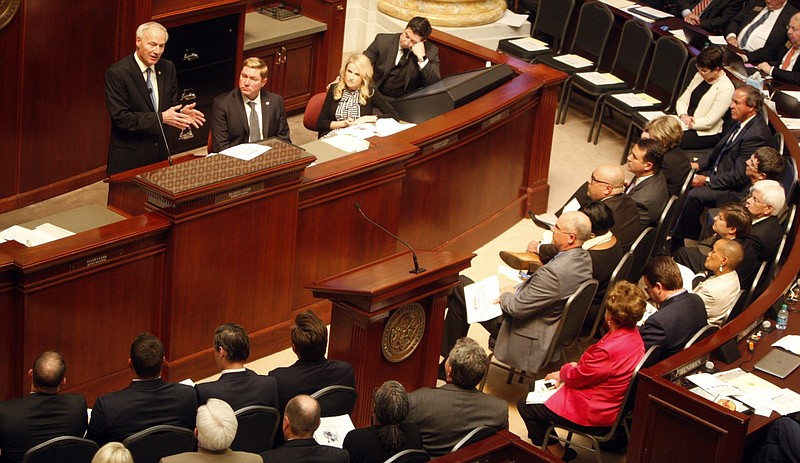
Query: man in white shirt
[[726, 0, 797, 53], [749, 12, 800, 85]]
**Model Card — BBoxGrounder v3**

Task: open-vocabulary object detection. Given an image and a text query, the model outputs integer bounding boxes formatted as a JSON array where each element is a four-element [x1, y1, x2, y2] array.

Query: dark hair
[[130, 332, 164, 378], [603, 281, 646, 328], [213, 323, 250, 362], [32, 350, 66, 392], [696, 45, 724, 70], [291, 311, 327, 361], [373, 381, 410, 453], [634, 138, 665, 172], [753, 146, 786, 181], [642, 256, 683, 291], [407, 17, 432, 40], [719, 203, 752, 238], [447, 337, 487, 389], [580, 201, 615, 236], [736, 83, 764, 112]]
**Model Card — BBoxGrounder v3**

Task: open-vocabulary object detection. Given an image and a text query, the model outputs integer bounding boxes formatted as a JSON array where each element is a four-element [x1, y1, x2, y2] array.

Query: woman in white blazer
[[675, 45, 735, 150]]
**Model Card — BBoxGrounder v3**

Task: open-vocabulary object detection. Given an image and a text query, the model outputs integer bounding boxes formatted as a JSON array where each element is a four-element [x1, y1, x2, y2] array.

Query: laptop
[[754, 348, 800, 379], [723, 45, 757, 80], [772, 90, 800, 118], [683, 27, 710, 51]]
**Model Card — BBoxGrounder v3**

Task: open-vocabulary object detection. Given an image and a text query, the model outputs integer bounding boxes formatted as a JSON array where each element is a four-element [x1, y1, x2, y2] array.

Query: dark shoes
[[529, 210, 554, 230], [499, 251, 542, 273], [562, 446, 578, 462]]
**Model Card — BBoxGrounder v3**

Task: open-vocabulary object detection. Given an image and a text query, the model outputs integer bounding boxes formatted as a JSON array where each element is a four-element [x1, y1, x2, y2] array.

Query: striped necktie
[[740, 9, 772, 49], [692, 0, 712, 16]]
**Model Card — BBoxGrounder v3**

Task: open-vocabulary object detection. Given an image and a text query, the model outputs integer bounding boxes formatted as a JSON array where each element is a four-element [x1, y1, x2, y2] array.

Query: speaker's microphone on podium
[[354, 203, 426, 274]]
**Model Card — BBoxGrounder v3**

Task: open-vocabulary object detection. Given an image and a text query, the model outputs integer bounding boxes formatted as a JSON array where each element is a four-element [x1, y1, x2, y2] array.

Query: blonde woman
[[91, 442, 133, 463], [316, 54, 398, 137], [642, 115, 691, 196]]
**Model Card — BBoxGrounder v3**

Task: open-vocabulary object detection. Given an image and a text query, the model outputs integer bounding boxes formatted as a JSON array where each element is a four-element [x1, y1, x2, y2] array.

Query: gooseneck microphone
[[152, 90, 174, 166], [354, 203, 426, 274]]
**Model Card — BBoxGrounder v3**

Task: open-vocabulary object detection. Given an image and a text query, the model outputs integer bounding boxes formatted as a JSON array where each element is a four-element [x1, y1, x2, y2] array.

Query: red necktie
[[692, 0, 712, 16], [782, 47, 797, 70]]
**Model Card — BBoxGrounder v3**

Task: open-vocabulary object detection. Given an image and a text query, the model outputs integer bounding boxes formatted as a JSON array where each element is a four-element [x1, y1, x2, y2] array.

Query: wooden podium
[[307, 250, 474, 426]]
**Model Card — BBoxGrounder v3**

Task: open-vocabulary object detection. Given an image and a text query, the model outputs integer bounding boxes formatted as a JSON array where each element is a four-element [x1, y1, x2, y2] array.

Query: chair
[[311, 385, 358, 417], [230, 405, 281, 454], [729, 260, 769, 322], [384, 448, 430, 463], [626, 227, 657, 284], [723, 290, 746, 326], [581, 251, 634, 343], [497, 0, 575, 62], [684, 324, 720, 348], [537, 2, 614, 75], [651, 195, 679, 259], [302, 92, 327, 131], [451, 425, 498, 452], [122, 425, 196, 463], [542, 345, 661, 463], [558, 20, 651, 128], [780, 155, 797, 205], [22, 436, 98, 463], [591, 36, 688, 145], [479, 279, 599, 390]]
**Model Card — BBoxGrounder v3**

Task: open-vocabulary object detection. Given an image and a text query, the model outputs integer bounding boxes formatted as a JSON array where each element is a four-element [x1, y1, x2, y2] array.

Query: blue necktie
[[740, 9, 772, 49], [145, 68, 156, 110], [713, 123, 740, 172]]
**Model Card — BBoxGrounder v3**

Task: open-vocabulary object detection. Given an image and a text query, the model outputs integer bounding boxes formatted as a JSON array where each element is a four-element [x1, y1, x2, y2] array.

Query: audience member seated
[[726, 0, 797, 53], [516, 281, 646, 461], [316, 54, 398, 137], [364, 16, 441, 99], [86, 332, 197, 446], [747, 416, 800, 463], [409, 338, 508, 458], [343, 380, 423, 463], [671, 85, 773, 247], [640, 257, 708, 362], [642, 116, 692, 196], [0, 351, 88, 463], [92, 443, 133, 463], [675, 202, 758, 286], [674, 45, 735, 151], [195, 323, 279, 410], [745, 147, 787, 185], [259, 395, 349, 463], [268, 310, 355, 413], [625, 138, 670, 228], [440, 212, 594, 374], [162, 398, 261, 462], [750, 12, 800, 85], [210, 57, 291, 153], [745, 179, 786, 262], [693, 239, 744, 325], [673, 0, 745, 35]]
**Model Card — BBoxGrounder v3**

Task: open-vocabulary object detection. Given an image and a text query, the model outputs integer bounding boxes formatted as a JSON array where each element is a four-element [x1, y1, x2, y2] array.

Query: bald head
[[716, 239, 744, 271], [554, 211, 592, 252], [31, 351, 67, 394], [587, 165, 625, 200], [284, 395, 321, 439]]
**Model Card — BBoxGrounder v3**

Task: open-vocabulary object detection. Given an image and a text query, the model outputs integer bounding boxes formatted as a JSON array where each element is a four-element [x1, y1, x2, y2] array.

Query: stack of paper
[[610, 93, 661, 107], [220, 143, 271, 161], [553, 54, 594, 69], [0, 223, 75, 247], [576, 72, 624, 86], [686, 368, 800, 417], [508, 37, 550, 52]]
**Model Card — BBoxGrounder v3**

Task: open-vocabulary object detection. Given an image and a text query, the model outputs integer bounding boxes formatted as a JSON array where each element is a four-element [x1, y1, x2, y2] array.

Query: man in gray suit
[[408, 338, 508, 457], [441, 211, 594, 374]]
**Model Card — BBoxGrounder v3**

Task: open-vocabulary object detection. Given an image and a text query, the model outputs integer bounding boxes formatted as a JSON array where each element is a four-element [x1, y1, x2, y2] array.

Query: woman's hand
[[354, 115, 378, 124], [544, 370, 561, 386]]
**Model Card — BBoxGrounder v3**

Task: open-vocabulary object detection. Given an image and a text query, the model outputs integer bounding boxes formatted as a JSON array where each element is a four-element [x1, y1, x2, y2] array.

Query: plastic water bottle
[[777, 304, 789, 330]]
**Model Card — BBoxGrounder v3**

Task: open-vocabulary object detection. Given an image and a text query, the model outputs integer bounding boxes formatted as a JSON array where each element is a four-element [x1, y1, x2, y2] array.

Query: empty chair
[[230, 405, 281, 454], [22, 436, 98, 463], [311, 385, 358, 417], [627, 227, 657, 284], [651, 195, 680, 259], [684, 324, 720, 348], [302, 92, 327, 131], [451, 425, 497, 452], [383, 448, 430, 463], [537, 2, 614, 75], [497, 0, 575, 62], [122, 425, 196, 463]]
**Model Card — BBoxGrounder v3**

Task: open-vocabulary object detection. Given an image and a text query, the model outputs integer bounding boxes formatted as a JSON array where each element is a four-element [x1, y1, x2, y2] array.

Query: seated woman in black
[[343, 380, 423, 463], [316, 53, 398, 137]]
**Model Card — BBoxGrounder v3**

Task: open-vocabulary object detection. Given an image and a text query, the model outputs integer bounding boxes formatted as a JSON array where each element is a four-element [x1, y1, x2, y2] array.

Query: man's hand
[[692, 173, 708, 187], [180, 102, 205, 128], [756, 62, 773, 76], [685, 13, 701, 26], [727, 36, 739, 47], [162, 104, 193, 129], [690, 161, 700, 170], [411, 41, 426, 61]]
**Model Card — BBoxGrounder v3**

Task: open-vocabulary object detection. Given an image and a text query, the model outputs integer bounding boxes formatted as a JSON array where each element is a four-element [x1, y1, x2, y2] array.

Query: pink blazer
[[545, 327, 644, 427]]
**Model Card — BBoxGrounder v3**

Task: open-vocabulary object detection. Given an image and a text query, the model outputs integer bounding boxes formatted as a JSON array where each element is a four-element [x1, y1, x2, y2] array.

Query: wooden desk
[[429, 429, 562, 463]]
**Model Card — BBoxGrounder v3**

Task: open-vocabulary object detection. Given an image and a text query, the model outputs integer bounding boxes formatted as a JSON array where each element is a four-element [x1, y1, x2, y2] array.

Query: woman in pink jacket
[[517, 280, 646, 461]]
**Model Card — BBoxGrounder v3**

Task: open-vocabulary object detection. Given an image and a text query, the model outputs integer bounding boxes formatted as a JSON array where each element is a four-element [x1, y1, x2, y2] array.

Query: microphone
[[354, 203, 425, 274], [155, 109, 174, 166]]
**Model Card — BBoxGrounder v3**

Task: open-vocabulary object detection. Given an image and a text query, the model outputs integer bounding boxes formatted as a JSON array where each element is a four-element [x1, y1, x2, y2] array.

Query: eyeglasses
[[589, 174, 622, 188], [695, 65, 714, 74], [553, 224, 574, 236]]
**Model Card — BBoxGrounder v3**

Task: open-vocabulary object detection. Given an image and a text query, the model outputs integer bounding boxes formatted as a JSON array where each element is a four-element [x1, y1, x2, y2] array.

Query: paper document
[[509, 37, 550, 52], [220, 143, 271, 160], [525, 379, 560, 404], [314, 414, 355, 448], [552, 54, 594, 69], [610, 93, 661, 107], [690, 387, 750, 412], [375, 118, 415, 137], [627, 5, 672, 19], [321, 134, 370, 153], [497, 10, 530, 28], [772, 335, 800, 355], [686, 372, 744, 397], [598, 0, 636, 9], [715, 368, 781, 392], [576, 72, 624, 86], [708, 36, 727, 45], [638, 302, 657, 326], [0, 223, 75, 247], [637, 110, 667, 122], [670, 30, 688, 44], [464, 276, 504, 324], [780, 117, 800, 130]]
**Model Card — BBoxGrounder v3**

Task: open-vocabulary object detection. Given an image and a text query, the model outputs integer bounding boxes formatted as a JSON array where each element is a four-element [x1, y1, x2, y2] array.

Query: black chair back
[[652, 195, 680, 258], [679, 56, 698, 96], [123, 425, 196, 463], [384, 448, 430, 463], [568, 1, 614, 68], [640, 36, 689, 111], [231, 405, 281, 454], [532, 0, 575, 53], [451, 425, 497, 452], [541, 279, 599, 367], [627, 227, 657, 283], [684, 324, 720, 348], [610, 20, 653, 87], [582, 252, 634, 342], [22, 436, 98, 463], [310, 385, 358, 417]]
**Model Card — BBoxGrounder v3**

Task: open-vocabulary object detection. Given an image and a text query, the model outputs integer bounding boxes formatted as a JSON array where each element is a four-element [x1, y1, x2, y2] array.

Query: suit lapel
[[232, 90, 249, 138], [127, 55, 155, 111], [260, 90, 271, 138]]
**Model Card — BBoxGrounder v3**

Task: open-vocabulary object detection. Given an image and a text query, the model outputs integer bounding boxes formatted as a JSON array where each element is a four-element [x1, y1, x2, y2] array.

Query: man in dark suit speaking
[[364, 17, 441, 99], [210, 57, 291, 153], [104, 22, 205, 175]]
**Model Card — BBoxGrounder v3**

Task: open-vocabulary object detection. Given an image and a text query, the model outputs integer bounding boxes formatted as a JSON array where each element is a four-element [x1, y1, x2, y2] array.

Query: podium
[[307, 250, 474, 426]]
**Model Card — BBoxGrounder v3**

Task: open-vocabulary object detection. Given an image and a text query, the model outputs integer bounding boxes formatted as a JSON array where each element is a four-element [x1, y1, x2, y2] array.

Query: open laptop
[[683, 26, 710, 51], [772, 90, 800, 117], [723, 45, 757, 80], [754, 348, 800, 378]]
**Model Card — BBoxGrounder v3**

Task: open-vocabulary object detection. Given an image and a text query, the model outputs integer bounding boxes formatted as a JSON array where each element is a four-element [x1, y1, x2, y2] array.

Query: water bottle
[[777, 304, 789, 330]]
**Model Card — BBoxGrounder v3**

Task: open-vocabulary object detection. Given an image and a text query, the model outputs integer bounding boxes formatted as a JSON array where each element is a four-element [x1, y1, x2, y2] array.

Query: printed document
[[465, 276, 504, 324]]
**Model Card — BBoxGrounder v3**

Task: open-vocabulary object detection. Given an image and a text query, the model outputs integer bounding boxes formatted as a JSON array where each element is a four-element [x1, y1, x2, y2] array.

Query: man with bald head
[[0, 351, 88, 463], [259, 395, 349, 463]]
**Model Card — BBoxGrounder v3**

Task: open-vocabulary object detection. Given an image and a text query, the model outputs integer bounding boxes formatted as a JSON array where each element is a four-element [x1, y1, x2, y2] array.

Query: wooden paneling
[[0, 255, 19, 399], [0, 14, 21, 200]]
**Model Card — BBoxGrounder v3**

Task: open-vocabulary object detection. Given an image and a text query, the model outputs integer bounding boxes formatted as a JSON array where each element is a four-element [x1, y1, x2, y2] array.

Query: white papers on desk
[[708, 36, 727, 45], [716, 368, 781, 392], [496, 9, 530, 28], [552, 54, 594, 69], [375, 118, 416, 137], [314, 414, 355, 448], [772, 335, 800, 355], [638, 110, 667, 122], [576, 72, 624, 86], [738, 388, 800, 417], [321, 134, 370, 153], [464, 276, 504, 324], [220, 143, 271, 160], [610, 92, 661, 107], [780, 117, 800, 130], [687, 372, 745, 397], [0, 223, 75, 247], [509, 37, 550, 52], [598, 0, 635, 9], [670, 30, 688, 44], [525, 379, 560, 404], [627, 5, 672, 19]]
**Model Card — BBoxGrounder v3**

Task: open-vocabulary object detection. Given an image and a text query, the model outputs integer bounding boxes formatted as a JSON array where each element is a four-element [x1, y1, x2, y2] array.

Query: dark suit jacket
[[662, 146, 693, 197], [628, 172, 670, 228], [260, 438, 349, 463], [748, 215, 783, 261], [86, 378, 197, 446], [673, 0, 745, 35], [267, 358, 355, 412], [555, 187, 643, 252], [316, 85, 399, 137], [746, 41, 800, 86], [364, 33, 441, 98], [342, 423, 423, 463], [639, 291, 708, 362], [727, 0, 798, 53], [0, 393, 87, 463], [210, 88, 291, 153], [105, 54, 179, 175], [195, 369, 279, 411]]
